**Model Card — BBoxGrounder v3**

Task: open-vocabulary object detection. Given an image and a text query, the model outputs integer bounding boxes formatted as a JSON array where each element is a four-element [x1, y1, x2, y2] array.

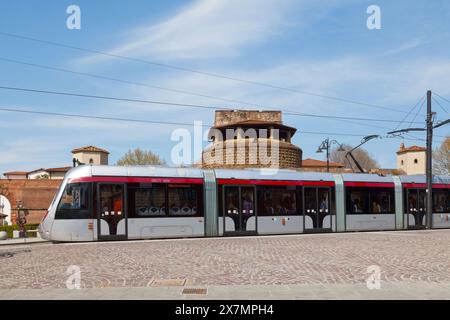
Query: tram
[[38, 165, 450, 241]]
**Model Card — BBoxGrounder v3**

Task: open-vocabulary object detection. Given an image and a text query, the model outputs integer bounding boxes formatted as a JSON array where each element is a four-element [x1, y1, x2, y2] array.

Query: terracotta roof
[[46, 167, 72, 172], [212, 120, 297, 133], [71, 145, 110, 154], [26, 168, 47, 174], [301, 158, 344, 168], [3, 171, 28, 175], [396, 145, 426, 154]]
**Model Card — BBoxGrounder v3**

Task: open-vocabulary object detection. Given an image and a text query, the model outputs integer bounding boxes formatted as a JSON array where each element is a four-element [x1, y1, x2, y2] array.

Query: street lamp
[[0, 199, 4, 227], [316, 138, 344, 172]]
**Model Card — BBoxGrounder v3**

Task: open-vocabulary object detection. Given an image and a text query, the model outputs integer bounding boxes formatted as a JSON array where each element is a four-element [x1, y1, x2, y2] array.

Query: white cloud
[[80, 0, 300, 63], [382, 38, 426, 56]]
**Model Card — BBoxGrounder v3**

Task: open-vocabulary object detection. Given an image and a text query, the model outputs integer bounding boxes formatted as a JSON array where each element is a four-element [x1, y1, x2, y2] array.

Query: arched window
[[414, 159, 418, 164], [0, 195, 12, 226], [401, 160, 404, 165], [89, 158, 94, 164]]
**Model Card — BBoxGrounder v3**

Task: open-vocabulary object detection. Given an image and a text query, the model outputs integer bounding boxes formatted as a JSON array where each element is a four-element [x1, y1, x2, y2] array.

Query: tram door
[[406, 188, 427, 229], [97, 183, 128, 240], [223, 186, 256, 234], [303, 187, 332, 232]]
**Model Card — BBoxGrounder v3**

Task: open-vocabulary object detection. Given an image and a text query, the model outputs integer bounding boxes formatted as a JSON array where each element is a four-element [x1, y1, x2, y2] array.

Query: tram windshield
[[55, 183, 91, 219], [58, 183, 89, 210]]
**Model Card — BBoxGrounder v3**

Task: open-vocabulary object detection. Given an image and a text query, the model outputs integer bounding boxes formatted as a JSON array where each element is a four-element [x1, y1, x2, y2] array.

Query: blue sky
[[0, 0, 449, 174]]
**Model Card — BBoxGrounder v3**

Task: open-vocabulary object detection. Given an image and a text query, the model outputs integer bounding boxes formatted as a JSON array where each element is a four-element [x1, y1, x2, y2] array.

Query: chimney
[[400, 143, 405, 151]]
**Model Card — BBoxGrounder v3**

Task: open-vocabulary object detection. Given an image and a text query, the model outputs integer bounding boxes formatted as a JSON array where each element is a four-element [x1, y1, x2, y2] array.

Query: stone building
[[72, 145, 109, 166], [202, 110, 302, 169], [396, 143, 426, 175]]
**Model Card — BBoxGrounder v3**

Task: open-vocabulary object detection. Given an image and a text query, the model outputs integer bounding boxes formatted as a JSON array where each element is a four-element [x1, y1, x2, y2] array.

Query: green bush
[[0, 224, 40, 238]]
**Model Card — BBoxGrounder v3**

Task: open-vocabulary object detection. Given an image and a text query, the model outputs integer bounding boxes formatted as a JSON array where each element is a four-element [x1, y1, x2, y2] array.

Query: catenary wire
[[0, 31, 412, 115]]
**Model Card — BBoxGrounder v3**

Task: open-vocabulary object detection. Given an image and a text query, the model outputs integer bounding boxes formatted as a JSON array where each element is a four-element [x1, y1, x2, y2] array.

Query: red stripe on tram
[[216, 179, 335, 187], [69, 176, 204, 184], [403, 183, 450, 189], [344, 182, 394, 188]]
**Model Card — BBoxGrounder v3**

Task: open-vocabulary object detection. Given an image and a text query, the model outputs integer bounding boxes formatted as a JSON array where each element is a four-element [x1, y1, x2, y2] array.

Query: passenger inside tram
[[352, 198, 362, 213], [372, 199, 382, 213], [242, 193, 254, 215], [319, 196, 328, 212], [282, 194, 296, 214]]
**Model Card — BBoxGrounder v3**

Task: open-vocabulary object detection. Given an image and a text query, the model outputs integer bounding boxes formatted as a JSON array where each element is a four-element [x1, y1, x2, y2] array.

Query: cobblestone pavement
[[1, 230, 449, 289]]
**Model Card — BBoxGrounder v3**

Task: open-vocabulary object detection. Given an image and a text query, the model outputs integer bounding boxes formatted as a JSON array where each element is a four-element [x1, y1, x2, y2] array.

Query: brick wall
[[0, 179, 61, 224], [202, 139, 302, 169], [214, 110, 282, 126]]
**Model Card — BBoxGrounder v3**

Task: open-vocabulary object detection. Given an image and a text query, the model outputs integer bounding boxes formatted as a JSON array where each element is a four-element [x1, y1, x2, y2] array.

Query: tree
[[116, 148, 165, 166], [329, 144, 379, 171], [433, 136, 450, 175]]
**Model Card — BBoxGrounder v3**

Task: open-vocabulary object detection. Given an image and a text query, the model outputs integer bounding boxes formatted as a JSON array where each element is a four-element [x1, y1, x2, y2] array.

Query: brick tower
[[202, 110, 302, 169]]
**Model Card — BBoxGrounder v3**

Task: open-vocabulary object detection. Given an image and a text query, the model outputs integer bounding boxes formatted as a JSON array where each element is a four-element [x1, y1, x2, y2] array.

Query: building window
[[89, 158, 94, 164], [414, 159, 418, 164], [401, 160, 404, 165]]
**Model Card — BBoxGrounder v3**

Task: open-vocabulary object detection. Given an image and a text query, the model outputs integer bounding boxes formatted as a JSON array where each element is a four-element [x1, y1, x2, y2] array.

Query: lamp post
[[316, 138, 344, 172], [0, 199, 4, 226]]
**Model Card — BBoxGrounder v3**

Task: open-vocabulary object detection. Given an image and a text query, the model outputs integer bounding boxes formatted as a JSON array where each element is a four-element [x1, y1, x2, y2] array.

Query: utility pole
[[388, 90, 449, 230], [425, 90, 433, 229]]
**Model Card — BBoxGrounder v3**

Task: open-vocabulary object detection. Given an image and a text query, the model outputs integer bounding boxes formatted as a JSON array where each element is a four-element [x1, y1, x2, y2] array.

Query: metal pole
[[426, 90, 433, 229], [326, 139, 330, 172]]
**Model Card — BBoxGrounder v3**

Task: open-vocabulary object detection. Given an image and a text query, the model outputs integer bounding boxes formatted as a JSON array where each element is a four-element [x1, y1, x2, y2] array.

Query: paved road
[[1, 230, 449, 299]]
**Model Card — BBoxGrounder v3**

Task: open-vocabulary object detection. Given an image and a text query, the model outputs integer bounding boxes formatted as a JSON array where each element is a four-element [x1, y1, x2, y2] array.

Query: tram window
[[418, 190, 426, 210], [348, 189, 369, 213], [370, 190, 393, 213], [132, 184, 166, 217], [407, 191, 419, 212], [347, 188, 394, 214], [257, 186, 297, 216], [406, 189, 427, 213], [433, 190, 450, 212], [56, 183, 91, 219], [168, 184, 202, 217]]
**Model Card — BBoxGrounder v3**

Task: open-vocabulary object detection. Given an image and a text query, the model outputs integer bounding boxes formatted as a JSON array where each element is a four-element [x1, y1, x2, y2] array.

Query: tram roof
[[63, 165, 450, 185], [399, 175, 450, 184], [214, 168, 336, 181], [340, 173, 395, 183], [65, 165, 204, 179]]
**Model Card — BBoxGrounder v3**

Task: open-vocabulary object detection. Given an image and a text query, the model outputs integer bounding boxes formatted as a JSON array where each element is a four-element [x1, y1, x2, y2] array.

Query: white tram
[[39, 165, 450, 242]]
